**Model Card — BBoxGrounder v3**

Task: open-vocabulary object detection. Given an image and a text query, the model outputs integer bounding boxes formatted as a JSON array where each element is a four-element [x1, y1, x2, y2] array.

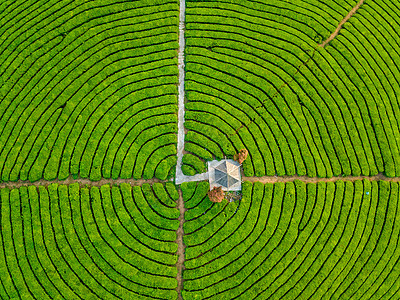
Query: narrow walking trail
[[319, 0, 364, 47], [175, 1, 189, 297], [2, 173, 399, 190], [175, 0, 187, 184], [175, 189, 187, 300], [0, 176, 168, 190], [175, 0, 208, 185], [243, 173, 400, 184]]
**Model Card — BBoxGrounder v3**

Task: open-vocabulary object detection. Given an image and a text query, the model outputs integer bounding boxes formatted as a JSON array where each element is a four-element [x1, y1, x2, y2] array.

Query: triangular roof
[[208, 159, 241, 191]]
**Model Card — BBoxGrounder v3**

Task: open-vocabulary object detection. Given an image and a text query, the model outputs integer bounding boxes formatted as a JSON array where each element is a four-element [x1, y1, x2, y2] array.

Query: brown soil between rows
[[2, 172, 400, 190], [319, 0, 364, 47], [175, 189, 187, 300], [0, 176, 168, 190], [243, 173, 400, 184]]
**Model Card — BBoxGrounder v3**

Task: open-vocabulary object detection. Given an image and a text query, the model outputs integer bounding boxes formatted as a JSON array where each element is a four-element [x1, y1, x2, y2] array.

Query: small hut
[[208, 159, 241, 191]]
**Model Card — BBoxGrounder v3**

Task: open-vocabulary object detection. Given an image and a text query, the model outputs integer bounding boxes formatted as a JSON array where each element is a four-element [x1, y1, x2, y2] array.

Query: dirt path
[[319, 0, 364, 47], [2, 172, 399, 190], [243, 173, 400, 184], [175, 189, 187, 300], [0, 176, 168, 190], [175, 0, 186, 182]]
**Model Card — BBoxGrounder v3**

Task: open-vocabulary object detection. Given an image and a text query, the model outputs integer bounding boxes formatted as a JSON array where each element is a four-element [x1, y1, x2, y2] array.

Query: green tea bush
[[0, 183, 179, 299], [0, 0, 179, 182], [184, 0, 400, 177], [182, 180, 400, 299], [182, 153, 207, 175]]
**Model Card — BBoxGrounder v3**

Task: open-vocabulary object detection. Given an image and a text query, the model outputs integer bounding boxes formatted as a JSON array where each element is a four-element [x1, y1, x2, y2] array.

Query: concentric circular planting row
[[182, 180, 400, 299], [0, 182, 180, 299], [318, 0, 400, 177], [181, 153, 207, 176], [184, 0, 400, 177], [0, 0, 179, 183]]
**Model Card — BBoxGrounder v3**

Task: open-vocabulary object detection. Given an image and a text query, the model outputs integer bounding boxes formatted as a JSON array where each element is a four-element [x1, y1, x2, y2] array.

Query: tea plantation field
[[0, 0, 179, 182], [2, 180, 400, 299], [184, 0, 400, 178], [182, 180, 400, 299], [0, 183, 180, 299], [2, 0, 400, 299]]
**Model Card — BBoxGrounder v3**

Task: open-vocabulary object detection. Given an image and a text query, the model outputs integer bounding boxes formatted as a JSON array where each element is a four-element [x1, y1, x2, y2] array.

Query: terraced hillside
[[0, 0, 179, 182], [182, 180, 400, 299], [184, 0, 400, 178], [0, 183, 179, 299]]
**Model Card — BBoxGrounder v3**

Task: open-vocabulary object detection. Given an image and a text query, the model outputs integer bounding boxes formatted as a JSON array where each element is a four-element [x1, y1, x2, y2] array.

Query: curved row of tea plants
[[182, 180, 400, 299], [0, 182, 179, 299], [181, 153, 207, 176], [184, 0, 400, 178], [0, 0, 179, 183]]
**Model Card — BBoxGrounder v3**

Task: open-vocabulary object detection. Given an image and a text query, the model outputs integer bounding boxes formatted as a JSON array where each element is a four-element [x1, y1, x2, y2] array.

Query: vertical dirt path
[[175, 0, 209, 186], [175, 189, 187, 300], [319, 0, 364, 47]]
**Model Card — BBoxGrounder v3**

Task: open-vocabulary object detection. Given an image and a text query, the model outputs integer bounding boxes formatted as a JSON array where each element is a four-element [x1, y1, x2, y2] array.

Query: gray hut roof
[[208, 160, 241, 191]]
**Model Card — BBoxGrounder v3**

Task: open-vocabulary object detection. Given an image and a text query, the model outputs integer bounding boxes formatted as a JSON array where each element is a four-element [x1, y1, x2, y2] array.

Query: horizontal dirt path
[[2, 173, 399, 190], [0, 176, 168, 190], [243, 173, 400, 184], [319, 0, 364, 47]]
